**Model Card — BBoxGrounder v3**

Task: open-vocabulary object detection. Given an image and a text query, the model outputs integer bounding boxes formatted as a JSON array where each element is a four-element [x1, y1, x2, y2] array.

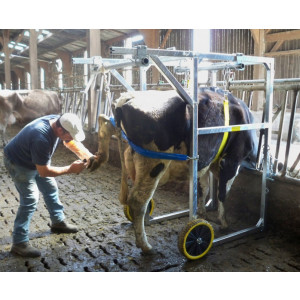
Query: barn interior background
[[1, 29, 299, 175], [0, 29, 299, 272]]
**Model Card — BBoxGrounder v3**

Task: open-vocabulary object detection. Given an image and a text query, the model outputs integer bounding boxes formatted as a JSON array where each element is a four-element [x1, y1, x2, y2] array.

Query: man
[[3, 113, 95, 258]]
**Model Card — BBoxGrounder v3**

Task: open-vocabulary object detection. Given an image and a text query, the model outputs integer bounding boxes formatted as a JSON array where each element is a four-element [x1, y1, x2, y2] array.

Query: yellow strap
[[212, 97, 230, 163]]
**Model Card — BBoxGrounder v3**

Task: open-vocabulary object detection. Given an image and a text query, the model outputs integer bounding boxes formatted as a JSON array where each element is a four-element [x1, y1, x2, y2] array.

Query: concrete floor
[[0, 125, 299, 272]]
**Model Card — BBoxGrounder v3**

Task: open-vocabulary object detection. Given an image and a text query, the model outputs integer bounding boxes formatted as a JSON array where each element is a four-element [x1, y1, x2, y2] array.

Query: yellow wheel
[[123, 198, 155, 222], [178, 219, 214, 260]]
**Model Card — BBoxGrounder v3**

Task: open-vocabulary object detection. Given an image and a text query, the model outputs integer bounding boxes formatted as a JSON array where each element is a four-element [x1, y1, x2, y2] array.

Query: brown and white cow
[[0, 89, 62, 146], [89, 87, 258, 254]]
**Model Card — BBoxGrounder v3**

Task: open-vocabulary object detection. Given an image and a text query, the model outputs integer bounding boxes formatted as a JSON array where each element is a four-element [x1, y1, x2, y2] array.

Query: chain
[[103, 72, 111, 96], [259, 144, 275, 178], [222, 67, 235, 91]]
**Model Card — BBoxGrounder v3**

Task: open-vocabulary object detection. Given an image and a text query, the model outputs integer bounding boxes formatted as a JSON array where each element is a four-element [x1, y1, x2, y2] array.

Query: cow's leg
[[116, 128, 129, 205], [197, 166, 210, 218], [124, 147, 135, 182], [1, 127, 8, 147], [218, 158, 240, 229], [129, 155, 171, 252], [89, 115, 115, 171]]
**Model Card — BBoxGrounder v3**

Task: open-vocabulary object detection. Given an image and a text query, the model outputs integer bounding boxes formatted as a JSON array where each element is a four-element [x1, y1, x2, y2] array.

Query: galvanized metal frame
[[73, 47, 275, 248]]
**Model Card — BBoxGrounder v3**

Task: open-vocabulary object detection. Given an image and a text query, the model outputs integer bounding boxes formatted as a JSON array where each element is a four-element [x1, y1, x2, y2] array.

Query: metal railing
[[219, 79, 300, 180], [60, 77, 300, 181]]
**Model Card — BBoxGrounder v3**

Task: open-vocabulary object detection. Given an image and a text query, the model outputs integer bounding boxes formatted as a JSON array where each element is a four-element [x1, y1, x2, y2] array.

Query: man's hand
[[36, 160, 88, 177], [69, 160, 88, 174]]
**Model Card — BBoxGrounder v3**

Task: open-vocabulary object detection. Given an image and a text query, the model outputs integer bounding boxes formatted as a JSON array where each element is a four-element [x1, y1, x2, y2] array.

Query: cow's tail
[[242, 112, 258, 170]]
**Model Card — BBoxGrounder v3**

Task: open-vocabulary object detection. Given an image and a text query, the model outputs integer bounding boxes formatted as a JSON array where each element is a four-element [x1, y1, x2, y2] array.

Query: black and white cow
[[89, 87, 258, 253]]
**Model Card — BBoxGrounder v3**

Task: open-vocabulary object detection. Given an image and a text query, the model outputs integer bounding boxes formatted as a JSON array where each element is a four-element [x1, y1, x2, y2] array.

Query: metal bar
[[197, 123, 269, 135], [73, 92, 78, 114], [111, 46, 238, 61], [150, 55, 194, 106], [80, 92, 87, 126], [273, 91, 289, 173], [290, 153, 300, 173], [110, 69, 135, 92], [227, 84, 300, 92], [248, 91, 253, 108], [224, 78, 300, 85], [139, 66, 147, 91], [213, 225, 263, 246], [282, 91, 299, 176], [190, 57, 199, 220], [260, 62, 274, 224], [94, 74, 104, 131], [75, 92, 83, 115], [149, 210, 189, 224], [198, 62, 245, 71]]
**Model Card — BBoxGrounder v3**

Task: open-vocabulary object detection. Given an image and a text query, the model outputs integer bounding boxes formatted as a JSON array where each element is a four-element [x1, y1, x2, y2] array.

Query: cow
[[0, 89, 62, 146], [91, 113, 189, 186], [89, 87, 258, 254]]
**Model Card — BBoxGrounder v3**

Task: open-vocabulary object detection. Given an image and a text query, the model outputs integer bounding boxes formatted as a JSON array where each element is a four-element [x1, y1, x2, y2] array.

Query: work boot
[[11, 242, 41, 258], [51, 220, 78, 233]]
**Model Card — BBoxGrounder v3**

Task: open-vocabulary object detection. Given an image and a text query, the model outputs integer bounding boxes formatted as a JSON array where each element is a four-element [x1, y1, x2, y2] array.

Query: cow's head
[[88, 114, 116, 171]]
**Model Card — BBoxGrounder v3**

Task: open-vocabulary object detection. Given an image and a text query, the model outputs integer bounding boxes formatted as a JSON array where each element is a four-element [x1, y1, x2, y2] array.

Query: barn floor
[[0, 125, 299, 272]]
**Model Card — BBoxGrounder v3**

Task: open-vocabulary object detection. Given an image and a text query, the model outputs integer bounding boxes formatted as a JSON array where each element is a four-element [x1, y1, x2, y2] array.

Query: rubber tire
[[178, 219, 214, 260], [123, 198, 155, 222]]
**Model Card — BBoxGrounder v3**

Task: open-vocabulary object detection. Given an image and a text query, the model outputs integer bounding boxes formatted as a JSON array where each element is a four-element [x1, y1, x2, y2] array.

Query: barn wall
[[210, 29, 255, 82], [211, 29, 300, 108], [227, 169, 300, 236]]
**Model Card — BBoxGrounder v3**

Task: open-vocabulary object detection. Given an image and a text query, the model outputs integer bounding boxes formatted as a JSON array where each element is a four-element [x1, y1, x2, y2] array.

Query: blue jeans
[[4, 156, 65, 244]]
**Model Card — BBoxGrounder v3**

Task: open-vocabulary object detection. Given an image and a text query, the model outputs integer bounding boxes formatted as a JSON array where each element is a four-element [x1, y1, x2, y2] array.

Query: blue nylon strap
[[109, 117, 189, 161]]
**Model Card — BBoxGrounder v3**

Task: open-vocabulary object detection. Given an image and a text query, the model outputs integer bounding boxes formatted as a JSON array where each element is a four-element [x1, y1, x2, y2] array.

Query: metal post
[[282, 90, 299, 176], [273, 91, 289, 173], [259, 61, 274, 226], [189, 57, 198, 220], [95, 74, 104, 132], [139, 66, 148, 91]]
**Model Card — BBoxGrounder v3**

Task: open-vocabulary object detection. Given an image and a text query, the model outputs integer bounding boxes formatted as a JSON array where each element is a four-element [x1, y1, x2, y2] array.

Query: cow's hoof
[[141, 248, 157, 256], [88, 157, 100, 171], [123, 199, 155, 223], [219, 225, 230, 234], [178, 218, 214, 260]]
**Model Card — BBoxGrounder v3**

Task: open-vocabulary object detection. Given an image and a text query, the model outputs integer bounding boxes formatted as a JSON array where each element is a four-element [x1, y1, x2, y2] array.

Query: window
[[193, 29, 211, 84]]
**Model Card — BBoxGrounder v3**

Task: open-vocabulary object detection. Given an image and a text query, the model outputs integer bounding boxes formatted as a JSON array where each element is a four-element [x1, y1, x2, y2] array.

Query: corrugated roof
[[0, 29, 139, 74]]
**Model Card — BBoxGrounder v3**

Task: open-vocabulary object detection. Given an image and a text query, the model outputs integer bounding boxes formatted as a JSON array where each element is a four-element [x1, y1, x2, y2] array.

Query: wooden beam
[[29, 29, 39, 89], [160, 29, 172, 49], [104, 30, 139, 45], [265, 49, 300, 57], [138, 29, 160, 83], [269, 40, 284, 52], [252, 29, 265, 111], [3, 30, 11, 89], [266, 30, 300, 42], [250, 29, 260, 45], [88, 29, 101, 131], [50, 29, 86, 42]]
